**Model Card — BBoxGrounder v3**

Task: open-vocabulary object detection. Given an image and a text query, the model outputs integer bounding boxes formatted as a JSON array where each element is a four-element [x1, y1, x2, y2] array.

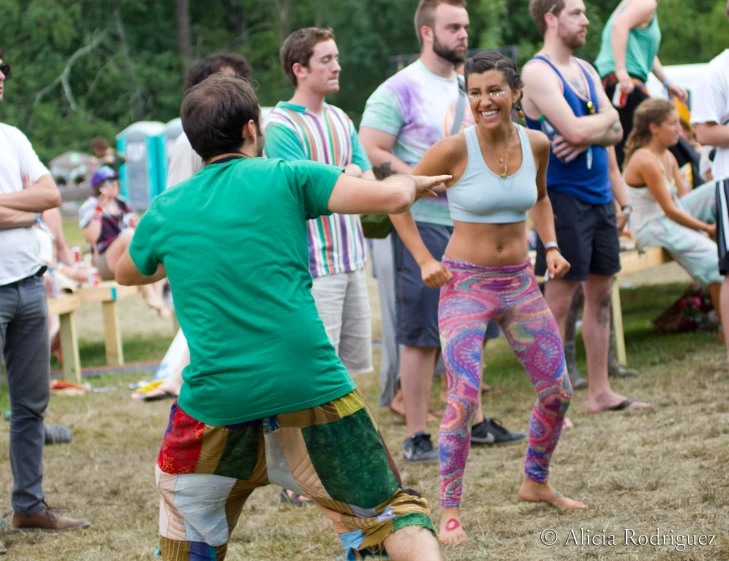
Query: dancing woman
[[392, 51, 587, 545]]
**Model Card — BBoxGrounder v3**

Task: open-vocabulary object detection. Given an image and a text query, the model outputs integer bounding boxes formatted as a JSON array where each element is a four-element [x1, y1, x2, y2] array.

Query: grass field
[[0, 220, 726, 559]]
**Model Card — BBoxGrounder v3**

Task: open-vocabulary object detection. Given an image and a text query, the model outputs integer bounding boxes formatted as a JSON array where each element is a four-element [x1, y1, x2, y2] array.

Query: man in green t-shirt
[[116, 75, 447, 561]]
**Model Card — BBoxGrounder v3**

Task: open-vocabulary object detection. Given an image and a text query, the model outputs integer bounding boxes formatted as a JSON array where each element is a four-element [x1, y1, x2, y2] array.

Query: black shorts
[[393, 223, 499, 348], [715, 178, 729, 275], [535, 190, 621, 281]]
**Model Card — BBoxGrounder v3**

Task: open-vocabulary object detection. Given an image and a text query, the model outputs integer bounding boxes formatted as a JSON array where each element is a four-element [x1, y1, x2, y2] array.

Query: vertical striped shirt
[[264, 102, 371, 278]]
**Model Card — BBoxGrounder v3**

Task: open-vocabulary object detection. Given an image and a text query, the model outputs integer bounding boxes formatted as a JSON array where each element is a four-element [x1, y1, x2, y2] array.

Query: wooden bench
[[76, 281, 138, 367], [47, 294, 82, 382], [612, 246, 674, 365]]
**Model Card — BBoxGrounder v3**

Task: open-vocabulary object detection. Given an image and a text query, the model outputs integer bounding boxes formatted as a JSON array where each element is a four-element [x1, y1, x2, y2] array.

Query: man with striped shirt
[[265, 27, 373, 377]]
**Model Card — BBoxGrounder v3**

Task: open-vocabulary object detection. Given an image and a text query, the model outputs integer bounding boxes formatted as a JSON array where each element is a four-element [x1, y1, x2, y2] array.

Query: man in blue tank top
[[521, 0, 650, 413]]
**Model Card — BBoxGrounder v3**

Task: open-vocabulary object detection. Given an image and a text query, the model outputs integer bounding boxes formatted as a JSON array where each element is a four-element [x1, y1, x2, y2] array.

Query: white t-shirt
[[0, 123, 51, 286], [691, 50, 729, 180], [166, 133, 203, 188]]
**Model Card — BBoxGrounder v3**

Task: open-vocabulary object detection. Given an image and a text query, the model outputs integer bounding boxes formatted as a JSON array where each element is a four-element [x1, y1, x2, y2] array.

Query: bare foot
[[587, 392, 651, 413], [389, 391, 406, 419], [481, 382, 497, 394], [562, 416, 574, 430], [519, 478, 586, 510], [439, 506, 468, 545], [139, 284, 171, 320]]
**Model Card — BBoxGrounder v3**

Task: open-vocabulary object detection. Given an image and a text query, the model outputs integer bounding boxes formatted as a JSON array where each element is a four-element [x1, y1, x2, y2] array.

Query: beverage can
[[88, 267, 100, 287], [612, 87, 627, 108], [71, 246, 82, 264]]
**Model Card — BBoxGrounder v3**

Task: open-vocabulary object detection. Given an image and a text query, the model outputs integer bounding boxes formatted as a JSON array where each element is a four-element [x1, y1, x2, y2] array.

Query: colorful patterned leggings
[[439, 258, 573, 507]]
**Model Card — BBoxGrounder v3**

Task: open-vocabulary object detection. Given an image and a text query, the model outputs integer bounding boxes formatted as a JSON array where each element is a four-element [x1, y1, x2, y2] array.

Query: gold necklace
[[481, 125, 515, 178]]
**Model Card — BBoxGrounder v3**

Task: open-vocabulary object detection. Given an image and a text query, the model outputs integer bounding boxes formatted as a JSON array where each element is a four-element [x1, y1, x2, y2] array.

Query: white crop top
[[447, 124, 538, 224]]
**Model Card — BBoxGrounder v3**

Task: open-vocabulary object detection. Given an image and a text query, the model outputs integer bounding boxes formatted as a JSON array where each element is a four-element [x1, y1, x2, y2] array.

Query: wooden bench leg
[[59, 312, 82, 383], [611, 279, 627, 366], [102, 300, 124, 366]]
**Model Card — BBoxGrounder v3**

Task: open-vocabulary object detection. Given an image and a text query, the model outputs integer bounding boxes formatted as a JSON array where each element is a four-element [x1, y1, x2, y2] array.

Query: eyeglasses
[[0, 63, 10, 79], [468, 90, 507, 100], [547, 3, 558, 14]]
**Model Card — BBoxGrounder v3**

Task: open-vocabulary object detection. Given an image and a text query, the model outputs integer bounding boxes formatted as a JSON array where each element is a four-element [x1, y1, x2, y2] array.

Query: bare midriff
[[444, 220, 528, 266]]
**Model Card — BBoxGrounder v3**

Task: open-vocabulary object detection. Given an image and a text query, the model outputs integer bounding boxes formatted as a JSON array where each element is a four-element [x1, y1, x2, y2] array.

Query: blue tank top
[[448, 124, 538, 224], [524, 55, 612, 205]]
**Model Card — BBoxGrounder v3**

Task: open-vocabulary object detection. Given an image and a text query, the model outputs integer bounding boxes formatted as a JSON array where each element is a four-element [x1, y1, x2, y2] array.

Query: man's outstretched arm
[[116, 250, 167, 286], [326, 173, 450, 215]]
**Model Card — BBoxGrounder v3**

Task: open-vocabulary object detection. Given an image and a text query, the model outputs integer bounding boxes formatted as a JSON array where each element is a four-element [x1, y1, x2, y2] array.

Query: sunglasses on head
[[0, 63, 10, 79]]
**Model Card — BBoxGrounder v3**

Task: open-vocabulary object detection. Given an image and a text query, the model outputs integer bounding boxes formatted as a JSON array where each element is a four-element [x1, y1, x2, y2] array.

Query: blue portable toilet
[[116, 121, 166, 211]]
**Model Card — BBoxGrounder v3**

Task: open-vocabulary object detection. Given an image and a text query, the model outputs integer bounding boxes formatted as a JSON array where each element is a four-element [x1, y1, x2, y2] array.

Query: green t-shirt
[[594, 3, 661, 82], [129, 157, 354, 425]]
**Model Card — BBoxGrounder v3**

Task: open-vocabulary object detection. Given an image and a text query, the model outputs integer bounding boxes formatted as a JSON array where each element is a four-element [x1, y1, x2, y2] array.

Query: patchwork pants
[[156, 390, 434, 560]]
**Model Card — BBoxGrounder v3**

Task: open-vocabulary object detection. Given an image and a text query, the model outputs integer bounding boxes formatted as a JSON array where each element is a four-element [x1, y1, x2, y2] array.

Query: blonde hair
[[623, 99, 677, 168]]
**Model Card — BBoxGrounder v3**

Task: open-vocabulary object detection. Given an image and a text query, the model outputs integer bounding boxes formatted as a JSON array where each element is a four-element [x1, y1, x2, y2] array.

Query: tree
[[0, 0, 725, 163]]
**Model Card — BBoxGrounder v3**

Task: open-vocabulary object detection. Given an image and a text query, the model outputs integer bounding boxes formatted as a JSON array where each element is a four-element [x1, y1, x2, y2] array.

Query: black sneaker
[[471, 418, 527, 445], [44, 424, 73, 445], [402, 431, 438, 462]]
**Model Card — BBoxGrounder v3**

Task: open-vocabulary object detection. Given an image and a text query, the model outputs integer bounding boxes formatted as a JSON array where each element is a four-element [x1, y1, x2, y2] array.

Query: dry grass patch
[[0, 283, 728, 559]]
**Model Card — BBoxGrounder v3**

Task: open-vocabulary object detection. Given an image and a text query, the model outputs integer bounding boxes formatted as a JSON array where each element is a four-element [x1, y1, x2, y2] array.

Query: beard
[[433, 33, 466, 65], [558, 25, 586, 50]]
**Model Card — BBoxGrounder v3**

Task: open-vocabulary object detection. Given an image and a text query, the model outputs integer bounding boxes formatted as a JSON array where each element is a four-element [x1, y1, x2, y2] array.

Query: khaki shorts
[[96, 252, 115, 281], [311, 268, 373, 374]]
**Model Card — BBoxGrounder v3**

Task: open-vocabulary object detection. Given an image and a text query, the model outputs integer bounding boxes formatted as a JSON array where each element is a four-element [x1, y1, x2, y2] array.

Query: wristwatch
[[621, 204, 633, 215]]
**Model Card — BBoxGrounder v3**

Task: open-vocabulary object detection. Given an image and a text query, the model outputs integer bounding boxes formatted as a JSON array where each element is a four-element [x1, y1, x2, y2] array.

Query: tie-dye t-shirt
[[360, 59, 475, 226]]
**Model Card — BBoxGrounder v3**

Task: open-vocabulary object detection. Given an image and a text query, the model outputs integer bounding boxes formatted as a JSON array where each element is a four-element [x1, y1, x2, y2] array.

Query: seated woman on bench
[[624, 99, 725, 338], [81, 167, 170, 319]]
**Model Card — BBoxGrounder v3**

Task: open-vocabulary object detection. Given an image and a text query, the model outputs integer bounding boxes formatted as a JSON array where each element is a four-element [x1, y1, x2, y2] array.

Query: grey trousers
[[0, 273, 49, 516], [371, 236, 401, 407]]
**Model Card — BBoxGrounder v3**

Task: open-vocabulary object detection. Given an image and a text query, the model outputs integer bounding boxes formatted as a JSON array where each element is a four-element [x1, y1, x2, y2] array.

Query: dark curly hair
[[183, 51, 253, 92], [464, 51, 524, 106]]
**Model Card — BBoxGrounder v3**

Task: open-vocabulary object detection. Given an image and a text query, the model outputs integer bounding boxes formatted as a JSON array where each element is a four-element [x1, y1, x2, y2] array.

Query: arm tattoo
[[372, 161, 397, 180], [598, 121, 624, 144]]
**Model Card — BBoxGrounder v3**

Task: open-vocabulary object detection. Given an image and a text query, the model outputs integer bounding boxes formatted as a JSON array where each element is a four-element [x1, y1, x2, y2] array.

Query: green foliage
[[0, 0, 726, 163]]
